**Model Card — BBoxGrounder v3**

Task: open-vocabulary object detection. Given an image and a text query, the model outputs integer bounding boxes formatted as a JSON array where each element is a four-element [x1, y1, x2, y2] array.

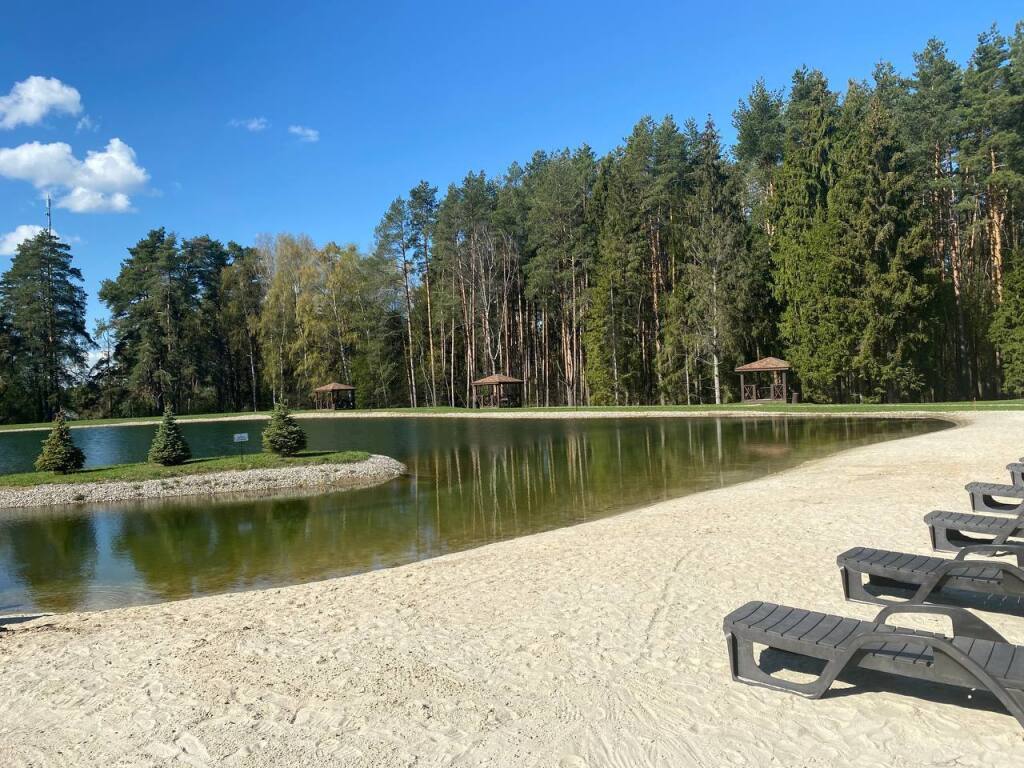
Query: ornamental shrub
[[262, 402, 307, 456], [147, 407, 192, 466], [34, 411, 86, 474]]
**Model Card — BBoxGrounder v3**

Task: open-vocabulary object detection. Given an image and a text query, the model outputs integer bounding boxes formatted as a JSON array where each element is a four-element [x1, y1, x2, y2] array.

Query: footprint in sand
[[175, 732, 211, 761], [559, 756, 588, 768]]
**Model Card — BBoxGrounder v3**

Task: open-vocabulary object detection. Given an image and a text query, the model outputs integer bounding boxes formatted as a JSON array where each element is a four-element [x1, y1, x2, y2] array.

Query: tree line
[[2, 22, 1024, 422]]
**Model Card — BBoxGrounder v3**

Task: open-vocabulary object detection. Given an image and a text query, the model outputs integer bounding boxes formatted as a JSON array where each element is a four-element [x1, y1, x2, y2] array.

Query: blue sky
[[1, 1, 1021, 327]]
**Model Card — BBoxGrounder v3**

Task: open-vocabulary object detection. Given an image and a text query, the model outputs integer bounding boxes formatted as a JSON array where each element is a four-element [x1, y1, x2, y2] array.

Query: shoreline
[[2, 411, 1023, 764], [0, 405, 988, 434], [0, 454, 405, 510]]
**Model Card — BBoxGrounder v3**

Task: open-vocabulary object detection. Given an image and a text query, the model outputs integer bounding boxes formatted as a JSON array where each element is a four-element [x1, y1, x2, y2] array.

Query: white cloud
[[230, 116, 269, 132], [0, 138, 148, 213], [60, 187, 132, 213], [0, 76, 82, 130], [288, 124, 319, 143], [76, 114, 98, 133], [0, 224, 43, 255]]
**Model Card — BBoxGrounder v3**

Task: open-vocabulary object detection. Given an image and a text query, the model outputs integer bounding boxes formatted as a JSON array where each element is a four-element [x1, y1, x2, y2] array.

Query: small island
[[0, 406, 405, 509], [0, 450, 406, 509]]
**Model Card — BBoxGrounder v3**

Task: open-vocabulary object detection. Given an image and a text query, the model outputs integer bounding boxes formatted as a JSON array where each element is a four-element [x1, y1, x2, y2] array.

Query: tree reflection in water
[[0, 416, 946, 612]]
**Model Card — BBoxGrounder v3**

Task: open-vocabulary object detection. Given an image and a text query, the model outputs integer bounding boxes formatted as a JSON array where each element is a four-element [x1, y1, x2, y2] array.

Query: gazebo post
[[740, 373, 746, 403], [470, 374, 524, 408]]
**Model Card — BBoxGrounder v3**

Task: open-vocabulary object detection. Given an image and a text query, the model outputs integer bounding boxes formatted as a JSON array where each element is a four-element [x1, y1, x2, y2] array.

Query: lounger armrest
[[874, 604, 1008, 643], [954, 543, 1024, 567]]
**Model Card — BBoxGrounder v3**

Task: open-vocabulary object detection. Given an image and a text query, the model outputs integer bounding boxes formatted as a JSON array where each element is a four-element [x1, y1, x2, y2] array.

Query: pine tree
[[147, 407, 192, 465], [905, 37, 969, 399], [261, 402, 307, 456], [99, 229, 193, 413], [0, 230, 91, 422], [665, 119, 744, 404], [34, 411, 86, 474]]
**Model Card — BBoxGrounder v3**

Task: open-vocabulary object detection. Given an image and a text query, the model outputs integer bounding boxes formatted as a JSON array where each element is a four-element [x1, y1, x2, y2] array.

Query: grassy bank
[[0, 399, 1022, 434], [0, 450, 370, 488], [0, 410, 275, 433]]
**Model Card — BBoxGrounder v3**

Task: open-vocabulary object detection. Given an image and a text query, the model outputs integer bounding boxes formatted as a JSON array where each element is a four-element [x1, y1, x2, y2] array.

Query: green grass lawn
[[0, 450, 370, 488], [0, 399, 1021, 435], [512, 400, 1024, 413], [320, 400, 1024, 414], [0, 409, 275, 433]]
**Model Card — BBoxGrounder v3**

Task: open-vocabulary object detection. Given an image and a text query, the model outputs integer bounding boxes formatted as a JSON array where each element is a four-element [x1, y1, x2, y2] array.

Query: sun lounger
[[966, 481, 1024, 514], [926, 510, 1024, 552], [723, 601, 1024, 727], [837, 545, 1024, 614]]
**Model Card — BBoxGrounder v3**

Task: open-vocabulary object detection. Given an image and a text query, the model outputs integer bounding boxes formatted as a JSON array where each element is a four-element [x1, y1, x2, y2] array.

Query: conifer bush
[[34, 411, 86, 474], [147, 407, 192, 466], [262, 402, 307, 456]]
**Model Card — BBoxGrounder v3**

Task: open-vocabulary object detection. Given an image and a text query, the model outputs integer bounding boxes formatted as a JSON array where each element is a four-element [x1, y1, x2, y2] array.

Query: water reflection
[[0, 416, 947, 612], [1, 515, 97, 613]]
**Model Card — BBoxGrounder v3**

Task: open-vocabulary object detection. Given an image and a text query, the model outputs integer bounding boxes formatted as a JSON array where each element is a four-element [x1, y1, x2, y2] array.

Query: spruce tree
[[34, 411, 86, 474], [147, 407, 192, 466], [771, 68, 848, 401], [991, 254, 1024, 395], [262, 402, 307, 456], [830, 92, 931, 402]]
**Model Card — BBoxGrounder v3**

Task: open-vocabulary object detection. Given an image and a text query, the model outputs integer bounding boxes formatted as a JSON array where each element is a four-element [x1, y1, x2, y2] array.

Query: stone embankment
[[0, 454, 405, 509]]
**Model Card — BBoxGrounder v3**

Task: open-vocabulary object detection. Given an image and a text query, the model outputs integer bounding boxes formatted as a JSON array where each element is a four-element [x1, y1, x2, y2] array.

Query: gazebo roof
[[313, 382, 355, 392], [471, 374, 523, 386], [735, 356, 792, 373]]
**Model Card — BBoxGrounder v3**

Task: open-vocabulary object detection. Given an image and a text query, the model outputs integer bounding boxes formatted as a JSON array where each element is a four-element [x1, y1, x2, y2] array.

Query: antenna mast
[[45, 194, 52, 235]]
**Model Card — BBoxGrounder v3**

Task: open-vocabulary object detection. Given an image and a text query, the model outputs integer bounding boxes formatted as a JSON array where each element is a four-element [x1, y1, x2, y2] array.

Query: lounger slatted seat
[[966, 481, 1024, 514], [724, 601, 1024, 727], [926, 510, 1024, 552], [838, 545, 1024, 614]]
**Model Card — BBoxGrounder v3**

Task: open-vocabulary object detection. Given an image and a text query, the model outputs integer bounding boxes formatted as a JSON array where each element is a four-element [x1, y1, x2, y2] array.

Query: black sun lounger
[[837, 545, 1024, 614], [724, 601, 1024, 727], [926, 510, 1024, 552], [966, 481, 1024, 515]]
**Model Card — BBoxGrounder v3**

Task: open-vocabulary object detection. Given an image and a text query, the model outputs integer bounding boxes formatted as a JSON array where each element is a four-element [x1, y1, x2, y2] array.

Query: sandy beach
[[1, 410, 1022, 766]]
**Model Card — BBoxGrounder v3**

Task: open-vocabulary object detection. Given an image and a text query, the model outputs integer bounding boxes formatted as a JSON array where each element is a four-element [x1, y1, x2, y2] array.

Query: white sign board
[[233, 433, 249, 443]]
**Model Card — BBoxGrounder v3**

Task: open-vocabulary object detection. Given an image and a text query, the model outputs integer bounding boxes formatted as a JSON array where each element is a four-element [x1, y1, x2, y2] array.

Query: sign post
[[233, 432, 249, 460]]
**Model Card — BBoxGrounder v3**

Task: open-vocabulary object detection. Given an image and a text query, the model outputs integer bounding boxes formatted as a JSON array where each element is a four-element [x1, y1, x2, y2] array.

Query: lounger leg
[[971, 491, 1024, 515], [930, 524, 986, 553], [931, 524, 957, 553], [726, 632, 842, 699], [840, 567, 888, 605], [930, 646, 1024, 729]]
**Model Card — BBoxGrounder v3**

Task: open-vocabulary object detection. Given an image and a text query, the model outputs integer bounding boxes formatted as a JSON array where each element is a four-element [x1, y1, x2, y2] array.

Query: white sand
[[1, 411, 1023, 766]]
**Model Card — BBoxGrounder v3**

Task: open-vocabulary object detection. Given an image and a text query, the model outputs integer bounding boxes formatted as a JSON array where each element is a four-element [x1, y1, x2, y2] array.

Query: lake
[[0, 415, 947, 613]]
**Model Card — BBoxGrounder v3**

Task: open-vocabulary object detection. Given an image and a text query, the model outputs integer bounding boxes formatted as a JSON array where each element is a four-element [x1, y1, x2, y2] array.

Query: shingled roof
[[734, 357, 791, 373], [313, 382, 356, 392], [471, 374, 524, 386]]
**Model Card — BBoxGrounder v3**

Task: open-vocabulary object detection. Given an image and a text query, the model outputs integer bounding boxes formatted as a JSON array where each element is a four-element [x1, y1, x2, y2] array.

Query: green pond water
[[0, 415, 947, 614]]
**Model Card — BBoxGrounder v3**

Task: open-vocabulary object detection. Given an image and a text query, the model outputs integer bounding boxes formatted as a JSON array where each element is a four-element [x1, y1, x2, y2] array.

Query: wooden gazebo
[[471, 374, 523, 408], [735, 357, 792, 403], [312, 382, 356, 410]]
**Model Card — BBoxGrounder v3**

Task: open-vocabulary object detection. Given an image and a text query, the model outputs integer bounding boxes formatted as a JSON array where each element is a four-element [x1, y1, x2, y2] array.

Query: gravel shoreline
[[0, 454, 405, 510]]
